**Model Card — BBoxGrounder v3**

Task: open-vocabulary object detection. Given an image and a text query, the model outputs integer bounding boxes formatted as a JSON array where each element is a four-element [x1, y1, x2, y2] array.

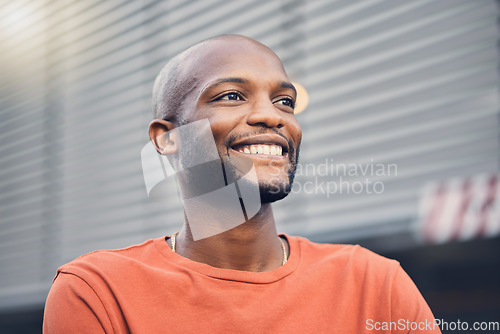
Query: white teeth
[[270, 146, 277, 155], [236, 144, 284, 156]]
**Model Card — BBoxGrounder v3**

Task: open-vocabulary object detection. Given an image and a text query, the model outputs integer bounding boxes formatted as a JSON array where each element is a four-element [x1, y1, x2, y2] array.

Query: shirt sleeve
[[390, 265, 442, 334], [43, 271, 113, 334]]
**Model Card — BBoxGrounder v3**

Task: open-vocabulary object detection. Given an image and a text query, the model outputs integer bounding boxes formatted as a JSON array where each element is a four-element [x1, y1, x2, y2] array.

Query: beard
[[174, 124, 301, 205], [222, 143, 300, 204], [258, 145, 300, 203], [222, 130, 301, 205], [259, 179, 293, 203]]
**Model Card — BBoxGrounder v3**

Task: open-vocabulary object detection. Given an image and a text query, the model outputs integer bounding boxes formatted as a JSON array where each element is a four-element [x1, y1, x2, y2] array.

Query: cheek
[[287, 118, 302, 146], [205, 112, 243, 147]]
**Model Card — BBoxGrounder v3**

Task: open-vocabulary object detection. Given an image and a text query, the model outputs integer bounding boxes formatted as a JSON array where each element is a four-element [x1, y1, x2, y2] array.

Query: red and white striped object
[[418, 173, 500, 244]]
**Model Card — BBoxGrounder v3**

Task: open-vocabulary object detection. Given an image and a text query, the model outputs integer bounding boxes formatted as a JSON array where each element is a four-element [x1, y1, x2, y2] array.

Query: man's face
[[178, 38, 302, 203]]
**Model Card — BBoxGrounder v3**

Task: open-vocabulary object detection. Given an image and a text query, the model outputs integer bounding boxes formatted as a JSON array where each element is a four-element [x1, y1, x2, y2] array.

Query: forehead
[[182, 38, 290, 86]]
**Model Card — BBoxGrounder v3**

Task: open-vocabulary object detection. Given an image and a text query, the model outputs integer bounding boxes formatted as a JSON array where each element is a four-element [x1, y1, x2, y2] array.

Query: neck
[[172, 203, 287, 272]]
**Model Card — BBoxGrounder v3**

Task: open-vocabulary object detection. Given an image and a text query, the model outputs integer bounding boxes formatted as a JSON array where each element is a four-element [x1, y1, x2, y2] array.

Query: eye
[[217, 92, 244, 101], [275, 97, 295, 109]]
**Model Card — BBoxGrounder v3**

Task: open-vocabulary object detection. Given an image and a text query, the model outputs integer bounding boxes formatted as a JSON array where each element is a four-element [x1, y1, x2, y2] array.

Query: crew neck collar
[[154, 234, 300, 284]]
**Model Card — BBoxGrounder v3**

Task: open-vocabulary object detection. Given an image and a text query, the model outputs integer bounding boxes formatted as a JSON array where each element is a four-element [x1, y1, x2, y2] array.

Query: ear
[[148, 119, 178, 155]]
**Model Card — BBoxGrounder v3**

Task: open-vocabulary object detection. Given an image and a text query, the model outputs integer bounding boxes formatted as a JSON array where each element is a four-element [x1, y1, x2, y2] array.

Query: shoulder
[[44, 239, 165, 333], [56, 237, 165, 283], [291, 235, 398, 265], [289, 235, 400, 281]]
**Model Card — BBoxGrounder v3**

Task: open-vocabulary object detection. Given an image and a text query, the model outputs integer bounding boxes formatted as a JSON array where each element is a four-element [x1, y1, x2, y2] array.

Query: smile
[[236, 144, 282, 156], [229, 134, 290, 159]]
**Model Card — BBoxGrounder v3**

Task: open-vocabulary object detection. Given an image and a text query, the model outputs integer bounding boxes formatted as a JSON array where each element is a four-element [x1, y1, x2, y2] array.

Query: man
[[43, 35, 441, 333]]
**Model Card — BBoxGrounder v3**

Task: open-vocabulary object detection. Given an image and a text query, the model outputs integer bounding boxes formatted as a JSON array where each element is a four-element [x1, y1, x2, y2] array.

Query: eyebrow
[[206, 77, 297, 95], [281, 81, 297, 95], [209, 77, 249, 88]]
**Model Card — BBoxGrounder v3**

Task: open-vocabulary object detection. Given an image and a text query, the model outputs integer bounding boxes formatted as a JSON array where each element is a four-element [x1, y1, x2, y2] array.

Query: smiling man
[[147, 34, 301, 270], [43, 35, 441, 333]]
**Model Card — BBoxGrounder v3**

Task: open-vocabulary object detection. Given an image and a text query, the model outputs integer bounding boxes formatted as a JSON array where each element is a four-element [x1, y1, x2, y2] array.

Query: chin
[[259, 179, 293, 204], [259, 160, 299, 204]]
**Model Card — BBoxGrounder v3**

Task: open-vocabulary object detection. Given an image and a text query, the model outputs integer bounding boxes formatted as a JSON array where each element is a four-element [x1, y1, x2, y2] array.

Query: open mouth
[[233, 144, 283, 156], [229, 134, 289, 158]]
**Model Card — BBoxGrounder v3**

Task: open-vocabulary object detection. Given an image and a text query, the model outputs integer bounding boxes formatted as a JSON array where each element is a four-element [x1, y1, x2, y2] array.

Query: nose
[[246, 99, 285, 129]]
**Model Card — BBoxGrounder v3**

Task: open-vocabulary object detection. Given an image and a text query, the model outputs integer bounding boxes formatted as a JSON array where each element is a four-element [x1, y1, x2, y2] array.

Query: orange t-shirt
[[43, 235, 441, 334]]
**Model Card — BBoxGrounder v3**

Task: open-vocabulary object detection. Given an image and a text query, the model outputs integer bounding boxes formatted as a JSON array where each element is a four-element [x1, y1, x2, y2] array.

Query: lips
[[229, 134, 289, 157]]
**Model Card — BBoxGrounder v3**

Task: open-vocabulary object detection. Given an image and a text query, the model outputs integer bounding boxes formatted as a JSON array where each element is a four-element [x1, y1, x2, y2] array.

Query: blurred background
[[1, 0, 499, 333]]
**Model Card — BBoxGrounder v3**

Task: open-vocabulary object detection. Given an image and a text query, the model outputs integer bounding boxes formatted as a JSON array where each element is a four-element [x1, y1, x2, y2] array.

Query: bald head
[[151, 35, 283, 124]]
